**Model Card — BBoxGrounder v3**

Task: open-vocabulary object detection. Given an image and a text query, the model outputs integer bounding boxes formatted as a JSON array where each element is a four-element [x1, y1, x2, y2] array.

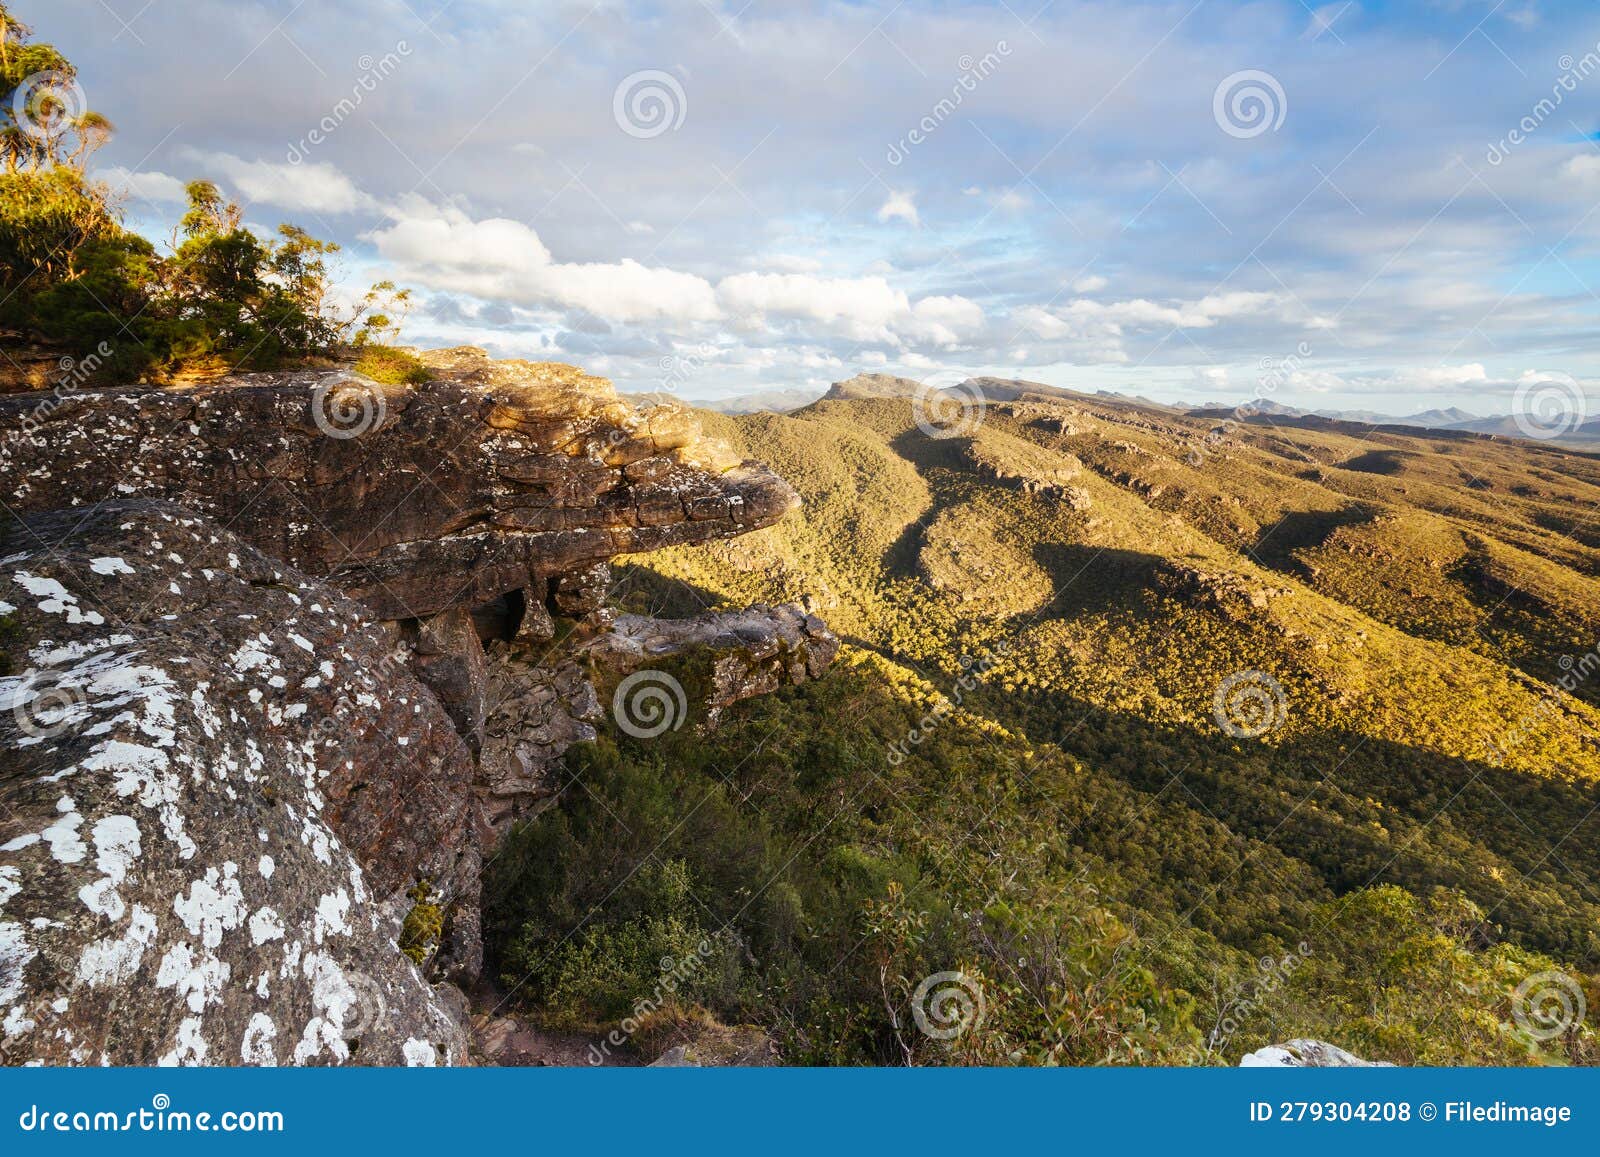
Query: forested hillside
[[486, 380, 1600, 1066]]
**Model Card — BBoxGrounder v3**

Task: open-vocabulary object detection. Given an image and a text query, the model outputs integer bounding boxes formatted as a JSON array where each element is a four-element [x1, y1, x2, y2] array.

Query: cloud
[[369, 201, 720, 324], [190, 152, 377, 215], [876, 190, 919, 227], [69, 0, 1600, 403], [98, 166, 189, 205], [716, 271, 907, 339], [715, 271, 983, 346]]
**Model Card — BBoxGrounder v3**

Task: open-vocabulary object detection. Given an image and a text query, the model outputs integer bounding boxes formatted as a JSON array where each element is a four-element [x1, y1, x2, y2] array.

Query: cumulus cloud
[[715, 271, 983, 345], [189, 152, 377, 214], [368, 201, 720, 324], [1013, 291, 1331, 362]]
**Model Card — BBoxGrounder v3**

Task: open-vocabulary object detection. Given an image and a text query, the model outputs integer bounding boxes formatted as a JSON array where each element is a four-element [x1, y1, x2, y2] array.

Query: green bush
[[353, 345, 431, 386]]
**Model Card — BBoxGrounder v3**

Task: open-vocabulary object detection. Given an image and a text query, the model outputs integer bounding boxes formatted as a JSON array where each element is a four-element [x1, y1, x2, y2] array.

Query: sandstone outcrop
[[0, 347, 799, 621], [0, 350, 838, 1066]]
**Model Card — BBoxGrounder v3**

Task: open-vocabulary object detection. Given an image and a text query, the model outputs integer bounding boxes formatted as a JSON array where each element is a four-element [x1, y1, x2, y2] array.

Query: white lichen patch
[[1, 921, 36, 1009], [241, 1013, 278, 1065], [249, 907, 285, 946], [172, 863, 245, 949], [402, 1038, 437, 1067], [41, 797, 86, 864], [75, 903, 157, 988], [12, 572, 105, 626]]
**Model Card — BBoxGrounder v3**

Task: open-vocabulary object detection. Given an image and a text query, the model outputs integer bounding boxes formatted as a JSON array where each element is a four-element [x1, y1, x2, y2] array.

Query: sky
[[44, 0, 1600, 414]]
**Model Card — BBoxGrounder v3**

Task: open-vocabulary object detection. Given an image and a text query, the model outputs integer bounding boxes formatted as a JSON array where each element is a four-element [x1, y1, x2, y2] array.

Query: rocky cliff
[[0, 349, 837, 1066]]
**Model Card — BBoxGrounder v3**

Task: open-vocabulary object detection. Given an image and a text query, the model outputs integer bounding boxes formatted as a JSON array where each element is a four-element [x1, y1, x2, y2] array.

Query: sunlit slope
[[632, 390, 1600, 965]]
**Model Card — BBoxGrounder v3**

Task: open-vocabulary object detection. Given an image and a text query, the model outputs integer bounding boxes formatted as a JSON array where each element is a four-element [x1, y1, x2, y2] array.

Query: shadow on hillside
[[1030, 543, 1163, 618], [1337, 449, 1414, 476], [608, 563, 743, 620], [1251, 504, 1375, 572], [1002, 683, 1600, 967]]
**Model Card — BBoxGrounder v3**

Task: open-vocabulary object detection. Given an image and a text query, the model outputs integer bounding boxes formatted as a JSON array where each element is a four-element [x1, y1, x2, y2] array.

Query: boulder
[[0, 502, 476, 1065], [1240, 1040, 1394, 1067]]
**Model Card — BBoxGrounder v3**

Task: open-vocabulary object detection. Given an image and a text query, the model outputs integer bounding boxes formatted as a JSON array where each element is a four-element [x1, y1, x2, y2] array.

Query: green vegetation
[[399, 880, 444, 966], [352, 341, 430, 385], [0, 4, 410, 383], [486, 384, 1600, 1066]]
